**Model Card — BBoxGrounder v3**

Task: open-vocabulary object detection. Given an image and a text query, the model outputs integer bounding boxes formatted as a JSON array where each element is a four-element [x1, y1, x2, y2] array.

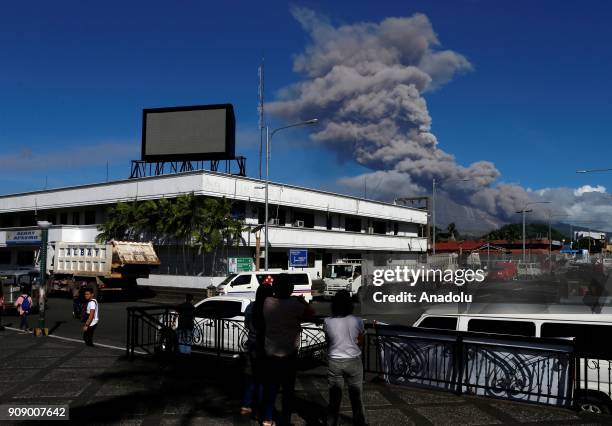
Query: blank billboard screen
[[142, 104, 235, 161]]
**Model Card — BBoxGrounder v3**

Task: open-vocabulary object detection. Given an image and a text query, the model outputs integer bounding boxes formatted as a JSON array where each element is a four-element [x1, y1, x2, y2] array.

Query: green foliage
[[96, 195, 245, 265], [482, 223, 567, 241]]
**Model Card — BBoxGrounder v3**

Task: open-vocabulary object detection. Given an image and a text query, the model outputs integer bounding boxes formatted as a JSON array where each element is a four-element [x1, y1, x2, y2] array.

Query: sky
[[1, 1, 612, 230]]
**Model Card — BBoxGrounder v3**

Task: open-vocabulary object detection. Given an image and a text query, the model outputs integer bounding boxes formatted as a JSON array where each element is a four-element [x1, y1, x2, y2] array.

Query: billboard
[[142, 104, 235, 161]]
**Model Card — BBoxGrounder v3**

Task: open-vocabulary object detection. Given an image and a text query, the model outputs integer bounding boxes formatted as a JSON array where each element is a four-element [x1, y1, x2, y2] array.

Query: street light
[[576, 168, 612, 173], [432, 177, 470, 255], [516, 201, 551, 262], [264, 119, 319, 270], [36, 220, 52, 335]]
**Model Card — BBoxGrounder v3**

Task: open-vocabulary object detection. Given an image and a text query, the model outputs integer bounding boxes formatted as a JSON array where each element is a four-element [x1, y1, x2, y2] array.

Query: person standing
[[262, 274, 314, 426], [176, 294, 195, 355], [81, 288, 99, 346], [324, 290, 367, 426], [241, 284, 273, 417], [14, 290, 32, 332]]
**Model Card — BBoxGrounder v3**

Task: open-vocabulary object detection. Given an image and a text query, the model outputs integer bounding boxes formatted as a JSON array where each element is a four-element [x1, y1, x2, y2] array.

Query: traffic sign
[[289, 249, 308, 267], [229, 257, 252, 273]]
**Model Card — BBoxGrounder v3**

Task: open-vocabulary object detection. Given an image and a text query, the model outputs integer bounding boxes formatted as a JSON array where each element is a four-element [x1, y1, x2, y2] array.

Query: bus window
[[468, 319, 535, 337]]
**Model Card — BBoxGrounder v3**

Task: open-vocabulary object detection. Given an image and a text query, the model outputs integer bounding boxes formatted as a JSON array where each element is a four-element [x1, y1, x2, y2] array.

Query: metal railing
[[126, 305, 326, 360], [127, 306, 612, 410], [363, 324, 575, 407]]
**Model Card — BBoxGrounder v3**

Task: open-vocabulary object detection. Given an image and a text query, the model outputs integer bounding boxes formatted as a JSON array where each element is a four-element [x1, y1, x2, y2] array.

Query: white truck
[[323, 259, 363, 299], [47, 240, 160, 299]]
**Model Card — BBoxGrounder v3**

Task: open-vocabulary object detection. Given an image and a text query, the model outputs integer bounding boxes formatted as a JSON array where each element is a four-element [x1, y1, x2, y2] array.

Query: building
[[0, 169, 428, 279]]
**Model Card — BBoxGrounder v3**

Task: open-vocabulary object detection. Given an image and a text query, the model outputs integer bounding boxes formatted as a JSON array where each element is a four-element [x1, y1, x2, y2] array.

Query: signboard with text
[[6, 230, 42, 246], [228, 257, 253, 273], [289, 249, 308, 267]]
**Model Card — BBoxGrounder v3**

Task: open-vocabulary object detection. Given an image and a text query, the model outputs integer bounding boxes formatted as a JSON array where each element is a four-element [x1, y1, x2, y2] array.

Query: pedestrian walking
[[262, 273, 314, 426], [0, 286, 5, 331], [81, 288, 99, 347], [176, 294, 195, 355], [324, 290, 367, 426], [14, 290, 32, 332], [241, 284, 273, 418]]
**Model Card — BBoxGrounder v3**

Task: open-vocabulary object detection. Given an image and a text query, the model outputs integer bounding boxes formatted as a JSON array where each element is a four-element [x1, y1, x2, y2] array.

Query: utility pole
[[431, 178, 436, 255]]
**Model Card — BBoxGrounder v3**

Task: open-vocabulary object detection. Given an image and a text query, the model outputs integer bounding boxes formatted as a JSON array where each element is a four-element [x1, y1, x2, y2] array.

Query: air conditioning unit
[[269, 218, 280, 225], [293, 220, 305, 228], [367, 227, 374, 234]]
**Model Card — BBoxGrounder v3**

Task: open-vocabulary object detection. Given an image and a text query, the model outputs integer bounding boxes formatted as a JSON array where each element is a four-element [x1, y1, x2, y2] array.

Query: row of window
[[253, 206, 401, 235], [0, 211, 97, 227]]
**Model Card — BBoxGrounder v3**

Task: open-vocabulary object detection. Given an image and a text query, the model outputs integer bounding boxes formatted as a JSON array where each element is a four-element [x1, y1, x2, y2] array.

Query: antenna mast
[[258, 58, 265, 179]]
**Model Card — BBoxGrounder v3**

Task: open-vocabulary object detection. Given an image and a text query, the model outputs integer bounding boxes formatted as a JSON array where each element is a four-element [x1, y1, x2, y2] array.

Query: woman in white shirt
[[323, 290, 367, 426]]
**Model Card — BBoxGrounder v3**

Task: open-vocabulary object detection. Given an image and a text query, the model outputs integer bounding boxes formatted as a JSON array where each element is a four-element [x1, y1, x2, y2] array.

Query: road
[[1, 291, 423, 349]]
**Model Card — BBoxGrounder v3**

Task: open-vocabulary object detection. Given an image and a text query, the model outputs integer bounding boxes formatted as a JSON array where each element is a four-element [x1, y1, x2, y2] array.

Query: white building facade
[[0, 170, 428, 278]]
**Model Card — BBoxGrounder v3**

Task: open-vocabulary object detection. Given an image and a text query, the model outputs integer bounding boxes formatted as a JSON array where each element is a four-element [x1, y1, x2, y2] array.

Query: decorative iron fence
[[127, 305, 612, 412], [363, 324, 575, 407], [126, 305, 326, 360]]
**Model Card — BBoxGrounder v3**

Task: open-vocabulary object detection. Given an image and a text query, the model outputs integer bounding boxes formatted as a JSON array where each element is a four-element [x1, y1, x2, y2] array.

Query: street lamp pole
[[264, 119, 318, 270], [37, 220, 52, 334], [517, 201, 551, 263]]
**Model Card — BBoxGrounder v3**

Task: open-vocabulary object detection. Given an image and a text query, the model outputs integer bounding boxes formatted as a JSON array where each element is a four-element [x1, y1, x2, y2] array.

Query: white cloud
[[574, 185, 606, 197]]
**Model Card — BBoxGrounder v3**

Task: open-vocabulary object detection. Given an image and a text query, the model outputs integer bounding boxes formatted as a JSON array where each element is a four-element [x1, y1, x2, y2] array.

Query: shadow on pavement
[[69, 353, 328, 424]]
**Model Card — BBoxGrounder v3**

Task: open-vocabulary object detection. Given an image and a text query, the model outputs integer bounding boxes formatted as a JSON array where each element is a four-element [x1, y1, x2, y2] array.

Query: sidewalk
[[0, 329, 609, 425]]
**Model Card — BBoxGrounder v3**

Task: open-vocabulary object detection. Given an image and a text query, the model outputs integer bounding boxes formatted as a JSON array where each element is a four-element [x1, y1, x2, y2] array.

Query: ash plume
[[268, 8, 531, 219], [269, 7, 612, 231]]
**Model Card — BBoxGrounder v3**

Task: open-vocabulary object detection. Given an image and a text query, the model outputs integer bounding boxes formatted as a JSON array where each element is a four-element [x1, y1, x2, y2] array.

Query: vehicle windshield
[[324, 265, 353, 279], [218, 274, 237, 286]]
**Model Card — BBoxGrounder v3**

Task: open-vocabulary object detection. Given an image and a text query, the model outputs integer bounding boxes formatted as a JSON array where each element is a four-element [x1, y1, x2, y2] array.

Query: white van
[[413, 304, 612, 414], [216, 271, 313, 302]]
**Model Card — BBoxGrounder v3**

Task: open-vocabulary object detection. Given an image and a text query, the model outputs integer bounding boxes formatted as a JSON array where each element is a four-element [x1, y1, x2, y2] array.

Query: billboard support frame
[[129, 157, 246, 179]]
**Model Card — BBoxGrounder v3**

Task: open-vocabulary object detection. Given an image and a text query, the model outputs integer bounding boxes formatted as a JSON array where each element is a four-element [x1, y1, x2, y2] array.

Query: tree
[[96, 195, 246, 275]]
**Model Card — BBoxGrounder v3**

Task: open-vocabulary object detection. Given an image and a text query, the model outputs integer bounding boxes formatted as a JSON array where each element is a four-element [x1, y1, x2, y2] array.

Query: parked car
[[414, 304, 612, 414], [216, 271, 313, 302], [166, 295, 324, 357]]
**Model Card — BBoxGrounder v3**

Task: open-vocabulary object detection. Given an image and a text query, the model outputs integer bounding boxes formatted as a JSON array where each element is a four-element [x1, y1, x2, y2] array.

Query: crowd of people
[[239, 273, 367, 426]]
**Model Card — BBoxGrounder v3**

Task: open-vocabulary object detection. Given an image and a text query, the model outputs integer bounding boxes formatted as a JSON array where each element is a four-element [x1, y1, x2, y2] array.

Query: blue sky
[[1, 0, 612, 200]]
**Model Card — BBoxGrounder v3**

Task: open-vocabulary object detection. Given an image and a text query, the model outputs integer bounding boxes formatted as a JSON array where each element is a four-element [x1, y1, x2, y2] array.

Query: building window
[[372, 220, 386, 235], [292, 210, 314, 228], [46, 214, 55, 224], [230, 202, 246, 220], [326, 214, 332, 230], [72, 212, 80, 225], [17, 251, 34, 266], [394, 222, 399, 236], [60, 213, 68, 225], [84, 210, 96, 225], [344, 217, 361, 233]]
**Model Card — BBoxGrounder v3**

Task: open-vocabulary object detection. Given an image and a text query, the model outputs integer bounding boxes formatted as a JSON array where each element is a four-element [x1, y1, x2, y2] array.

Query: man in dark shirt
[[177, 294, 195, 355]]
